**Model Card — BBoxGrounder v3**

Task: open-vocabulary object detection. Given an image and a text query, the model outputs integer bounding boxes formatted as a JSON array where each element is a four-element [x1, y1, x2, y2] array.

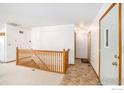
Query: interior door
[[100, 4, 119, 85], [88, 32, 91, 62]]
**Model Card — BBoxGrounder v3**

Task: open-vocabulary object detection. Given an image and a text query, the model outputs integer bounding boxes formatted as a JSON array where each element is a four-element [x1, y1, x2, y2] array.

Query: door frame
[[88, 31, 91, 62], [99, 3, 122, 85]]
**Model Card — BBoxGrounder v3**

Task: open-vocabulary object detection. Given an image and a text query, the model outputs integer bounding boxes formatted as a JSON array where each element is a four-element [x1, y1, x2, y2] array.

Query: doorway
[[74, 31, 88, 63], [99, 3, 122, 85], [88, 32, 91, 62]]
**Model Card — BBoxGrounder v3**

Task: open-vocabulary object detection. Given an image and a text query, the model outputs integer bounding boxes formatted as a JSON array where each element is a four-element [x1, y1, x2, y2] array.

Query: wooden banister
[[63, 49, 66, 73], [16, 47, 19, 65], [16, 48, 69, 74], [63, 49, 69, 73]]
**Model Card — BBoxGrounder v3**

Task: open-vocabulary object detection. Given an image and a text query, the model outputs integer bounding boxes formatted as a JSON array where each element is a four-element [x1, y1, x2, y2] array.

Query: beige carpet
[[0, 59, 100, 85], [0, 62, 64, 85]]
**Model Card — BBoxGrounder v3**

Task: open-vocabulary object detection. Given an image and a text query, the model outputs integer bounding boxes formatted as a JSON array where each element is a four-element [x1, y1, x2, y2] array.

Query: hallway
[[61, 59, 101, 85]]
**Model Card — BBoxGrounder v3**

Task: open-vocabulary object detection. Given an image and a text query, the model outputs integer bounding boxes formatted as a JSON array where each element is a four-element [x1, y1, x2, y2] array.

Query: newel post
[[66, 49, 69, 68], [63, 49, 66, 74], [16, 47, 19, 65]]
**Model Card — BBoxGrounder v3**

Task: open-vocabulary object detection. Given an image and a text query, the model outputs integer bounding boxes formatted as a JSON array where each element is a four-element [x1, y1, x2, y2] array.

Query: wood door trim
[[99, 3, 122, 85], [74, 32, 76, 60], [99, 3, 116, 21], [99, 20, 101, 81], [118, 3, 122, 85]]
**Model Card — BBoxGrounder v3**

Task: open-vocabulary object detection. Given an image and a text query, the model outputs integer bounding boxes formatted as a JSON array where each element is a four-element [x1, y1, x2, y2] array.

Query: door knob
[[112, 62, 118, 66], [114, 54, 118, 59]]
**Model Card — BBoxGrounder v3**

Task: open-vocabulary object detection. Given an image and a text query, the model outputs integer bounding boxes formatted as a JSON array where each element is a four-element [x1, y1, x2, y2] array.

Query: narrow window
[[105, 29, 109, 47]]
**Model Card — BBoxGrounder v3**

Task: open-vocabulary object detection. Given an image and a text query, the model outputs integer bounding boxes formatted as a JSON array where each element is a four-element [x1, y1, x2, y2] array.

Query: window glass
[[105, 29, 109, 47]]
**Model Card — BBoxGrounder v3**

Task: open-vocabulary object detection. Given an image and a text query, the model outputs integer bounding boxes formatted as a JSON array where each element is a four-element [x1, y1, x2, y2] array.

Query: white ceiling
[[0, 3, 102, 28]]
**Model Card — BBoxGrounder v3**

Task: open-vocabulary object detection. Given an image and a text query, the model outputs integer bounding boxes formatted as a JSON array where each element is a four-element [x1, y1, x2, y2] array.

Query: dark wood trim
[[118, 3, 122, 85]]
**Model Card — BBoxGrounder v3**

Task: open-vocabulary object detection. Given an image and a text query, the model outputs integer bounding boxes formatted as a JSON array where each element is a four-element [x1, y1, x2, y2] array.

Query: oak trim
[[118, 3, 122, 85], [99, 3, 116, 21], [99, 21, 101, 82], [17, 48, 69, 74], [63, 49, 66, 73], [18, 48, 64, 53]]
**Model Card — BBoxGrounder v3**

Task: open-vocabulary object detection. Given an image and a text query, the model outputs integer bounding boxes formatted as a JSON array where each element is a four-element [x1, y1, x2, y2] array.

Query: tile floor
[[61, 59, 101, 85]]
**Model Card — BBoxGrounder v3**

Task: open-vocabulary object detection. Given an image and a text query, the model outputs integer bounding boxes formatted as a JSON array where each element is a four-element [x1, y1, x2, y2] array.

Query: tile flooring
[[61, 59, 101, 85]]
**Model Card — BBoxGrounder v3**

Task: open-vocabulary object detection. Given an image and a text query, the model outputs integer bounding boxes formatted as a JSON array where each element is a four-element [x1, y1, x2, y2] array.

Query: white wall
[[31, 24, 75, 64], [88, 4, 110, 75], [4, 24, 31, 62], [0, 36, 5, 61], [17, 28, 31, 49], [76, 31, 88, 59]]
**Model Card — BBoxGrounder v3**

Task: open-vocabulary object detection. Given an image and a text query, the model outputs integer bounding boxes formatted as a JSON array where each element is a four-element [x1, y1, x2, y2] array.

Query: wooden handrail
[[16, 48, 69, 74], [18, 48, 64, 53]]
